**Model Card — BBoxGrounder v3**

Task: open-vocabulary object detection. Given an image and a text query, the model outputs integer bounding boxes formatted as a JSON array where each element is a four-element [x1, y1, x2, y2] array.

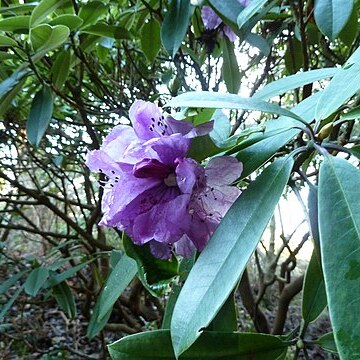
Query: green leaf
[[302, 251, 327, 325], [315, 47, 360, 121], [0, 78, 26, 117], [97, 255, 137, 320], [166, 91, 305, 123], [222, 38, 240, 94], [124, 235, 178, 297], [254, 68, 338, 101], [339, 5, 358, 47], [24, 267, 49, 296], [0, 35, 17, 47], [237, 0, 267, 30], [52, 282, 76, 319], [48, 14, 84, 30], [0, 69, 29, 100], [314, 0, 353, 40], [171, 157, 294, 357], [30, 0, 66, 27], [316, 332, 338, 353], [234, 91, 321, 177], [51, 50, 71, 89], [108, 330, 289, 360], [78, 1, 108, 28], [30, 24, 70, 52], [209, 292, 237, 332], [162, 285, 181, 329], [0, 286, 23, 320], [0, 271, 26, 294], [318, 156, 360, 359], [26, 85, 54, 147], [161, 0, 192, 58], [350, 145, 360, 159], [81, 23, 131, 39], [0, 15, 30, 32], [141, 18, 161, 63], [0, 3, 36, 15], [208, 0, 244, 25], [339, 106, 360, 121], [284, 39, 303, 74]]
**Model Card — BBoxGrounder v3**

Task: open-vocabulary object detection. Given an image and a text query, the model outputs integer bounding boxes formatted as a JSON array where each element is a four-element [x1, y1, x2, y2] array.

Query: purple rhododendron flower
[[239, 0, 250, 6], [86, 100, 243, 259], [201, 6, 237, 42]]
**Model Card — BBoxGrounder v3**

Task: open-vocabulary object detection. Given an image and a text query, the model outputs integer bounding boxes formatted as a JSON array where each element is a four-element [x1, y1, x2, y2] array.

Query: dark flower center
[[164, 173, 177, 187], [133, 158, 171, 179]]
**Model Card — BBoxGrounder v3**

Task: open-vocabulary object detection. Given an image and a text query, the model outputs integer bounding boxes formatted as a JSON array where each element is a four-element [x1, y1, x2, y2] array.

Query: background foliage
[[0, 0, 359, 359]]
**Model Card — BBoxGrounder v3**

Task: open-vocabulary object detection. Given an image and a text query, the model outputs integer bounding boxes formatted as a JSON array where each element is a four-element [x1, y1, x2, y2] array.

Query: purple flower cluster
[[86, 100, 242, 259]]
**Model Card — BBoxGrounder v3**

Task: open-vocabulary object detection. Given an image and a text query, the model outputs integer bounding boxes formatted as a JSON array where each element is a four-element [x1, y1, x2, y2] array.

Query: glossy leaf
[[161, 0, 192, 58], [52, 282, 76, 319], [171, 157, 294, 357], [302, 251, 327, 325], [81, 24, 131, 39], [162, 285, 181, 329], [316, 332, 338, 353], [208, 0, 243, 25], [314, 0, 353, 40], [24, 267, 49, 296], [315, 44, 360, 121], [339, 5, 358, 47], [124, 236, 179, 297], [78, 1, 108, 28], [30, 0, 66, 27], [254, 68, 337, 101], [237, 0, 267, 30], [51, 50, 71, 89], [222, 38, 240, 94], [109, 330, 289, 360], [166, 91, 305, 123], [97, 255, 137, 320], [319, 156, 360, 359], [30, 24, 70, 52], [0, 35, 17, 47], [0, 69, 29, 99], [141, 18, 161, 63], [284, 39, 303, 74], [48, 14, 84, 30], [0, 15, 30, 31], [350, 145, 360, 159], [26, 85, 54, 147]]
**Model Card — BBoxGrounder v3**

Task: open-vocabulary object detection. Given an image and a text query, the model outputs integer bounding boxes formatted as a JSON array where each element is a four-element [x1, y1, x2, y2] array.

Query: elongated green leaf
[[0, 78, 26, 117], [81, 24, 130, 39], [302, 251, 327, 325], [52, 282, 76, 319], [0, 15, 30, 31], [97, 255, 137, 320], [339, 106, 360, 121], [234, 91, 321, 177], [141, 18, 161, 63], [78, 1, 108, 28], [161, 0, 192, 58], [314, 0, 353, 40], [350, 145, 360, 159], [339, 5, 358, 46], [319, 156, 360, 359], [48, 14, 83, 30], [24, 267, 49, 296], [171, 157, 294, 357], [51, 50, 71, 89], [108, 330, 289, 360], [30, 0, 66, 27], [26, 85, 54, 147], [316, 332, 338, 353], [209, 292, 237, 332], [315, 45, 360, 121], [167, 91, 305, 123], [0, 35, 17, 47], [222, 38, 240, 94], [237, 0, 267, 30], [30, 24, 70, 52], [0, 271, 26, 294], [87, 299, 112, 339], [0, 286, 23, 320], [208, 0, 244, 25], [254, 68, 337, 101], [0, 70, 29, 99], [0, 3, 36, 15], [162, 285, 181, 329]]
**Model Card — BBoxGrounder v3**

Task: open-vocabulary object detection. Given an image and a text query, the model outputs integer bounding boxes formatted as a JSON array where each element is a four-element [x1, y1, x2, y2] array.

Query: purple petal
[[223, 26, 237, 42], [149, 240, 172, 260], [205, 156, 243, 186], [132, 194, 190, 244], [147, 134, 190, 165], [239, 0, 250, 6], [174, 234, 196, 258], [85, 149, 123, 176], [201, 6, 222, 30], [176, 157, 205, 194], [133, 158, 170, 179]]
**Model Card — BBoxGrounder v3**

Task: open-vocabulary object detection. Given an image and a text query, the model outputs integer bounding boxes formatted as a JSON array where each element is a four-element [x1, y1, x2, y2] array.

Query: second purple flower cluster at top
[[86, 101, 243, 259]]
